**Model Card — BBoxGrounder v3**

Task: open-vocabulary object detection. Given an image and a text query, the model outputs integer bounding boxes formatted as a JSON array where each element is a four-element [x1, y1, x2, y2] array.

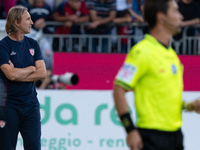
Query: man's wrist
[[120, 113, 136, 133], [183, 101, 193, 112], [127, 4, 132, 9]]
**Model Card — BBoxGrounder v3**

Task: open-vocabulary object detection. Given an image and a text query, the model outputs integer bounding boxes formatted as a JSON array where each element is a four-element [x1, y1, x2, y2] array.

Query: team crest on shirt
[[0, 120, 6, 128], [171, 64, 177, 74], [29, 48, 35, 56], [116, 63, 137, 84]]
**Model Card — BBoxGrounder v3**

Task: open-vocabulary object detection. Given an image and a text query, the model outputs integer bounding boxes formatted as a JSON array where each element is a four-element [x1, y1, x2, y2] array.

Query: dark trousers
[[138, 128, 184, 150], [0, 105, 41, 150]]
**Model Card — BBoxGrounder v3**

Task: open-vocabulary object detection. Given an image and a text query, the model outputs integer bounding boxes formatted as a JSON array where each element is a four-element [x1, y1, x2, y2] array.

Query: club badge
[[29, 48, 35, 56], [0, 120, 6, 128]]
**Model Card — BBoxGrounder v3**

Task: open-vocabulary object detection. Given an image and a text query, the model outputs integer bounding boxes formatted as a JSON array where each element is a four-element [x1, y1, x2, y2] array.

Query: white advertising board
[[16, 90, 200, 150]]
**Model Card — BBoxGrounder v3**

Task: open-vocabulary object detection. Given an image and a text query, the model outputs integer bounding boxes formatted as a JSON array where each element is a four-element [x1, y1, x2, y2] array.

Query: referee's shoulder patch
[[116, 63, 137, 84]]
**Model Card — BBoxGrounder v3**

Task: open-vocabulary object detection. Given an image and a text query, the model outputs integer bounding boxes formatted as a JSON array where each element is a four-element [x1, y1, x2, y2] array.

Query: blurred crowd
[[0, 0, 200, 53], [0, 0, 146, 53], [0, 0, 200, 89]]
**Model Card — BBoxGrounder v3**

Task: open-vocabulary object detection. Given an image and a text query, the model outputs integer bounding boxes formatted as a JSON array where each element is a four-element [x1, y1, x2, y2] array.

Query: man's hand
[[34, 18, 46, 29], [127, 130, 143, 150], [64, 21, 73, 28], [68, 15, 78, 22], [189, 99, 200, 114], [87, 21, 100, 29], [9, 60, 14, 68]]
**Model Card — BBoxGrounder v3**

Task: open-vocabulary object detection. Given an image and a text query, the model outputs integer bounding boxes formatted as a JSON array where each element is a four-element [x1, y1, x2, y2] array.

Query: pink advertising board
[[53, 53, 200, 91]]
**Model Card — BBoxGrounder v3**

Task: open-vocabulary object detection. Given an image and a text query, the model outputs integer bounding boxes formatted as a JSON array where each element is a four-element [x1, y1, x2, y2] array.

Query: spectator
[[86, 0, 116, 53], [178, 0, 200, 32], [112, 0, 143, 53], [17, 0, 31, 9], [54, 0, 67, 9], [131, 0, 144, 21], [28, 0, 54, 33], [113, 0, 132, 24], [194, 0, 200, 7], [131, 0, 146, 44], [45, 0, 56, 10], [0, 0, 17, 18], [173, 0, 200, 54], [53, 0, 89, 52]]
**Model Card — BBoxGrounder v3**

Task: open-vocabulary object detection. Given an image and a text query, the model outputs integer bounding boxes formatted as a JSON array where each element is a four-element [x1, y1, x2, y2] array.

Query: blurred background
[[0, 0, 200, 149]]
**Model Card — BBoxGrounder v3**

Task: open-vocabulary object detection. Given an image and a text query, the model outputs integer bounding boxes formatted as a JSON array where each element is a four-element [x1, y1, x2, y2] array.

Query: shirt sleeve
[[86, 0, 95, 10], [34, 40, 43, 61], [0, 44, 9, 66], [195, 3, 200, 19], [115, 46, 149, 90], [46, 3, 54, 21], [81, 1, 89, 16], [56, 2, 65, 16], [110, 0, 116, 11]]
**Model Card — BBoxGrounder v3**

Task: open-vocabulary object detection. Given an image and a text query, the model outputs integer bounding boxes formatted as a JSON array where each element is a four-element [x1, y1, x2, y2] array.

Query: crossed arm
[[0, 60, 47, 82], [87, 10, 116, 29], [181, 18, 200, 27]]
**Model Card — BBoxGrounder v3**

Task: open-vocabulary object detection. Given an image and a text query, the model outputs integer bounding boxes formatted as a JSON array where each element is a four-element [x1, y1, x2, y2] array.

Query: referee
[[0, 6, 46, 150], [113, 0, 200, 150]]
